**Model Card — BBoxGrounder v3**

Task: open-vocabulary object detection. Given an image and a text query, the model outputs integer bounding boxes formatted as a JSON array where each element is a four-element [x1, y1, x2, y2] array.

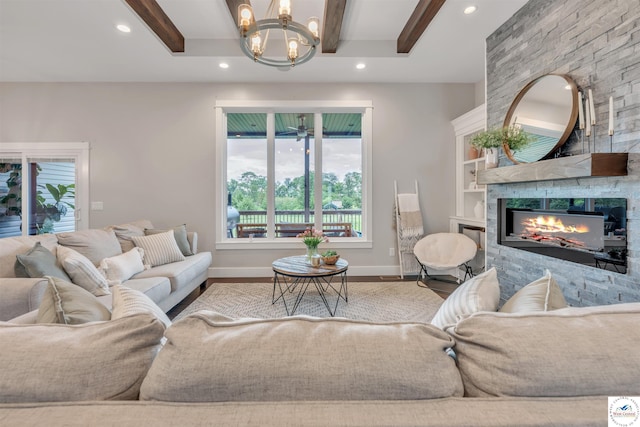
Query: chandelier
[[237, 0, 320, 68]]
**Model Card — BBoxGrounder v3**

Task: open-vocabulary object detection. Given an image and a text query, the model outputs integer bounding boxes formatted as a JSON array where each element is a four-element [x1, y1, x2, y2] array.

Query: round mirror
[[503, 74, 578, 163]]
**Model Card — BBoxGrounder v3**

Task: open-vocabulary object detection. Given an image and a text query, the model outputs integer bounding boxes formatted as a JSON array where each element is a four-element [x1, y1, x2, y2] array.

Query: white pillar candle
[[608, 96, 614, 136], [578, 91, 585, 130], [585, 102, 591, 137], [588, 89, 596, 125]]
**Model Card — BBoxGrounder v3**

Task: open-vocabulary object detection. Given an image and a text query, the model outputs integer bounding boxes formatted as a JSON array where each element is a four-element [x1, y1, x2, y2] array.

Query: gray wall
[[0, 82, 475, 277], [485, 0, 640, 305]]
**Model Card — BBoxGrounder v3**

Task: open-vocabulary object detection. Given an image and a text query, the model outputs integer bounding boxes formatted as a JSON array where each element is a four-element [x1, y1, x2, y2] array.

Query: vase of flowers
[[297, 227, 329, 262]]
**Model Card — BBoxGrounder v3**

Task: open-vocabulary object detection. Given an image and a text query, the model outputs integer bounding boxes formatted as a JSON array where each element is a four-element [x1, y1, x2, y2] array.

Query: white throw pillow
[[57, 245, 110, 296], [111, 284, 171, 328], [499, 269, 568, 313], [99, 247, 146, 286], [430, 267, 501, 330], [131, 230, 185, 267]]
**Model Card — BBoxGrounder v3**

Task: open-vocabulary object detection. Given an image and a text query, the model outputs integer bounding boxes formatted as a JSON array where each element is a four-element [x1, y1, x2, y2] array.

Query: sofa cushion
[[121, 277, 171, 305], [0, 313, 165, 403], [430, 267, 500, 330], [131, 230, 185, 267], [111, 284, 171, 328], [132, 252, 211, 292], [99, 248, 146, 286], [56, 229, 122, 266], [109, 219, 154, 253], [140, 312, 463, 402], [499, 269, 567, 313], [56, 245, 110, 296], [449, 302, 640, 397], [145, 224, 193, 256], [37, 276, 111, 324], [15, 242, 71, 281], [0, 235, 58, 278]]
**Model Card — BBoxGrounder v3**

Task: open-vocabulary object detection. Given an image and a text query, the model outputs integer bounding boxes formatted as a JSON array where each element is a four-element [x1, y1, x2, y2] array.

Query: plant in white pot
[[470, 126, 533, 169]]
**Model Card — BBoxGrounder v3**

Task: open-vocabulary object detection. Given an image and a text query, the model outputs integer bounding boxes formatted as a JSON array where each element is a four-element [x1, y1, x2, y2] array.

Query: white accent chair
[[413, 232, 478, 284]]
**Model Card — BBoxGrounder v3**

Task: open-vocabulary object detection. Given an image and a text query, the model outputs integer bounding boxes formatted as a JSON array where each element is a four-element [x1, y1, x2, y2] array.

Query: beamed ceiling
[[125, 0, 446, 56], [0, 0, 529, 83]]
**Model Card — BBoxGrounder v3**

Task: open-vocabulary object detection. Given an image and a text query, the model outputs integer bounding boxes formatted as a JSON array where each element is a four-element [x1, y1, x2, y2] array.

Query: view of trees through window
[[0, 161, 76, 237], [226, 111, 363, 239]]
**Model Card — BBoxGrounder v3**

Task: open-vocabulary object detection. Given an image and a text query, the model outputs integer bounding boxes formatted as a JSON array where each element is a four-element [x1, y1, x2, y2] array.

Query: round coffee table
[[272, 255, 348, 316]]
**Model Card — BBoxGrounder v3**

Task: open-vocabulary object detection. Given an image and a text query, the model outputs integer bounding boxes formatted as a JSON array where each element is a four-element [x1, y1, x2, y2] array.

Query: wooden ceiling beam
[[322, 0, 347, 54], [124, 0, 184, 53], [397, 0, 446, 54]]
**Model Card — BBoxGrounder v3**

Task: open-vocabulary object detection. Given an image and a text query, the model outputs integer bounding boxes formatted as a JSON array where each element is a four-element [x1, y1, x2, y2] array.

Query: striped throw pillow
[[131, 230, 185, 267], [430, 267, 500, 330], [111, 285, 171, 328], [57, 245, 110, 296]]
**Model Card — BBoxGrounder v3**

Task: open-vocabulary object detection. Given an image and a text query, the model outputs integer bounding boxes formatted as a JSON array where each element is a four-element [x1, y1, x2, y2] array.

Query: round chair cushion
[[413, 233, 477, 270]]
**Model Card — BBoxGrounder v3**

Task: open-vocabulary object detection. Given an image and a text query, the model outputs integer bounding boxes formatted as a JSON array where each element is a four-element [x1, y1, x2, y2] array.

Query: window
[[0, 143, 89, 237], [216, 101, 372, 249]]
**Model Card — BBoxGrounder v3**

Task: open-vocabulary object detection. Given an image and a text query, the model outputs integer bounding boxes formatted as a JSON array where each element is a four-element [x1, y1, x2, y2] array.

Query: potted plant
[[470, 126, 533, 168]]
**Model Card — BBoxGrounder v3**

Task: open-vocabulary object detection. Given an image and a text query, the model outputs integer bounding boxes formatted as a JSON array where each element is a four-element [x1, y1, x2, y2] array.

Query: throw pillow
[[140, 312, 463, 402], [57, 245, 110, 296], [56, 229, 123, 266], [111, 284, 171, 328], [37, 276, 111, 324], [0, 313, 165, 402], [499, 269, 568, 313], [15, 242, 71, 281], [131, 230, 185, 267], [145, 224, 193, 256], [99, 247, 146, 286], [109, 219, 154, 253], [430, 267, 501, 330]]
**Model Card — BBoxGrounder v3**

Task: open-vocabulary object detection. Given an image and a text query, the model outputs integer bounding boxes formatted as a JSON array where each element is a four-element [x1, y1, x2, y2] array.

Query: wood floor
[[166, 275, 458, 320]]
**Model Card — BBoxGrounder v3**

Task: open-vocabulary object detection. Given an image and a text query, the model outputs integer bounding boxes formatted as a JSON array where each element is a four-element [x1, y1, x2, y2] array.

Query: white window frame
[[215, 100, 373, 250], [0, 142, 90, 234]]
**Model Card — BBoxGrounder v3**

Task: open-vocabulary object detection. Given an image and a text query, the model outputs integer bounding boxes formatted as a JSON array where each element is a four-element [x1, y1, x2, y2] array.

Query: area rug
[[173, 281, 444, 323]]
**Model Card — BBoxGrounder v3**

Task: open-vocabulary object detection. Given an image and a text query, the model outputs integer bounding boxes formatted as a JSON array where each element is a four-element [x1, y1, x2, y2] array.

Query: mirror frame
[[502, 74, 579, 164]]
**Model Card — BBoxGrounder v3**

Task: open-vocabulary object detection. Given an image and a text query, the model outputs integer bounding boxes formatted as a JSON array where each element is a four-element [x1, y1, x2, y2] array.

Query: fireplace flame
[[523, 215, 590, 234]]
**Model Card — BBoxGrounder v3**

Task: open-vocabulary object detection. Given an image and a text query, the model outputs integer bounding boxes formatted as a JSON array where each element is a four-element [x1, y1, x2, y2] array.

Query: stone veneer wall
[[485, 0, 640, 306]]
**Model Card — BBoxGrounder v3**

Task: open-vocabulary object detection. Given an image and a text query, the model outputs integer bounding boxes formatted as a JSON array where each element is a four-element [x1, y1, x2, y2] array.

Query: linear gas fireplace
[[498, 198, 628, 273]]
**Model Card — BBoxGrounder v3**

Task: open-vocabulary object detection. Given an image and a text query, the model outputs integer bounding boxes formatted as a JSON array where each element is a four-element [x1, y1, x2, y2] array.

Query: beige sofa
[[0, 220, 212, 321], [1, 301, 639, 426]]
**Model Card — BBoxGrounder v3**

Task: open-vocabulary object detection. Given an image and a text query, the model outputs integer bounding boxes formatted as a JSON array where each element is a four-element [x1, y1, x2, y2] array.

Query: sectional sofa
[[1, 302, 639, 426], [1, 260, 638, 426], [0, 219, 212, 322]]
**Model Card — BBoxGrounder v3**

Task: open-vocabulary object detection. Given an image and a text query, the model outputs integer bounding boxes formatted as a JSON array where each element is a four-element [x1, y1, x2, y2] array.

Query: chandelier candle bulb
[[238, 4, 253, 32], [577, 91, 585, 130], [588, 89, 596, 125], [307, 17, 320, 38], [279, 0, 291, 17], [288, 39, 298, 61], [609, 96, 614, 136]]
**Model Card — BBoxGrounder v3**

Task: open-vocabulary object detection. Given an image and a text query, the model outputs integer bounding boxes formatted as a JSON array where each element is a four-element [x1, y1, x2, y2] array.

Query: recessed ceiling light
[[356, 63, 366, 70], [116, 24, 131, 33], [564, 84, 572, 90], [219, 62, 230, 69], [464, 6, 477, 14]]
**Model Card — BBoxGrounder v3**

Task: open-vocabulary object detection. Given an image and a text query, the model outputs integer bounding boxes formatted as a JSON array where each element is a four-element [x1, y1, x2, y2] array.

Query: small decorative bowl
[[322, 254, 340, 265]]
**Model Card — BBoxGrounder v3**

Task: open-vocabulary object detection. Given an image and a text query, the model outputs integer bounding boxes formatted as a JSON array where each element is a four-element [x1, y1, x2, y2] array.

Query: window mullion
[[20, 153, 29, 236], [266, 112, 276, 239], [313, 112, 323, 230]]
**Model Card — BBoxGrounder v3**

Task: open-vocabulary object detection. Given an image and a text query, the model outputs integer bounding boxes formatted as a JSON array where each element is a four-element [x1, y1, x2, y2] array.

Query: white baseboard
[[208, 265, 409, 278]]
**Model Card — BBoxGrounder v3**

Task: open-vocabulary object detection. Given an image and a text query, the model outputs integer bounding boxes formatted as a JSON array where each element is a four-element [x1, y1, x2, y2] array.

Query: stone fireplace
[[484, 0, 640, 306]]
